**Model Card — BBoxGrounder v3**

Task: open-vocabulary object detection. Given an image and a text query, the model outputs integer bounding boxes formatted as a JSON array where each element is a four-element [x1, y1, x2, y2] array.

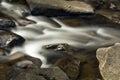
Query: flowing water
[[1, 1, 120, 79], [10, 15, 120, 67]]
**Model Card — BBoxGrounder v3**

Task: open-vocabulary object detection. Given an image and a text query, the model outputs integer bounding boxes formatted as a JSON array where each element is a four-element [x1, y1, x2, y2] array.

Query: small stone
[[42, 43, 74, 55], [97, 43, 120, 80]]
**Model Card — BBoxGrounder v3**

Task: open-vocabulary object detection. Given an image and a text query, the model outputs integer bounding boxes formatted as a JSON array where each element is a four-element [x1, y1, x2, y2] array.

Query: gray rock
[[96, 43, 120, 80]]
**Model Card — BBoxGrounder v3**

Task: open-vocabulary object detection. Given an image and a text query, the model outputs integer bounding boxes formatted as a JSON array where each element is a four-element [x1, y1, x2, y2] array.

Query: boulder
[[26, 0, 94, 16], [97, 43, 120, 80]]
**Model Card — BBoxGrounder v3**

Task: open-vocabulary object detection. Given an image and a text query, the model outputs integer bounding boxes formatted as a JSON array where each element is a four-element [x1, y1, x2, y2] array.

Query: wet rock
[[0, 19, 16, 30], [5, 52, 69, 80], [0, 30, 25, 55], [42, 43, 75, 65], [0, 0, 35, 26], [86, 0, 120, 24], [3, 52, 42, 67], [31, 8, 94, 17], [36, 67, 69, 80], [74, 0, 120, 25], [97, 10, 120, 24], [81, 0, 120, 10], [57, 14, 120, 29], [97, 43, 120, 80], [9, 67, 69, 80], [26, 0, 94, 16], [10, 71, 47, 80], [43, 43, 74, 55], [73, 50, 103, 80], [55, 56, 80, 80], [0, 52, 42, 80]]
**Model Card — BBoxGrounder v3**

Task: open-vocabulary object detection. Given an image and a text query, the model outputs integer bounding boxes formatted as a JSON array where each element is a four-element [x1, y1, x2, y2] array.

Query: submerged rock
[[55, 56, 80, 80], [42, 43, 75, 65], [42, 43, 74, 55], [97, 43, 120, 80]]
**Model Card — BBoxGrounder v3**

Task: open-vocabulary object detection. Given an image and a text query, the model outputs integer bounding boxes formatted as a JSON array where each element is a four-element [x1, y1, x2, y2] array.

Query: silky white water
[[1, 0, 120, 67], [10, 15, 120, 67]]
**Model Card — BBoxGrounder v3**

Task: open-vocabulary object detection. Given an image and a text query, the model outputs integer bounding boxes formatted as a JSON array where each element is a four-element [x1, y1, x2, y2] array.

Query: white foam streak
[[11, 16, 120, 67]]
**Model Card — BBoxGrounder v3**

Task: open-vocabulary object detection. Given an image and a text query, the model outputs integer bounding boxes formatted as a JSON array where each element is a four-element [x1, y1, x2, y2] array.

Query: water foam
[[11, 16, 120, 67]]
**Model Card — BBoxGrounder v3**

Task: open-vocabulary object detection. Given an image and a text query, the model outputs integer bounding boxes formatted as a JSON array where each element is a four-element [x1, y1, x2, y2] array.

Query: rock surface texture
[[97, 43, 120, 80]]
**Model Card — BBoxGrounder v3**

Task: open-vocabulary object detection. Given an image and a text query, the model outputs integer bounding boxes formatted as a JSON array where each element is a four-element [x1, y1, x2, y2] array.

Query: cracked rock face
[[96, 43, 120, 80]]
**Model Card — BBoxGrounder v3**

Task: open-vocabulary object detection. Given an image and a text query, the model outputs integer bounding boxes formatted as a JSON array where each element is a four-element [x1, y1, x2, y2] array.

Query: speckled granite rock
[[97, 43, 120, 80]]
